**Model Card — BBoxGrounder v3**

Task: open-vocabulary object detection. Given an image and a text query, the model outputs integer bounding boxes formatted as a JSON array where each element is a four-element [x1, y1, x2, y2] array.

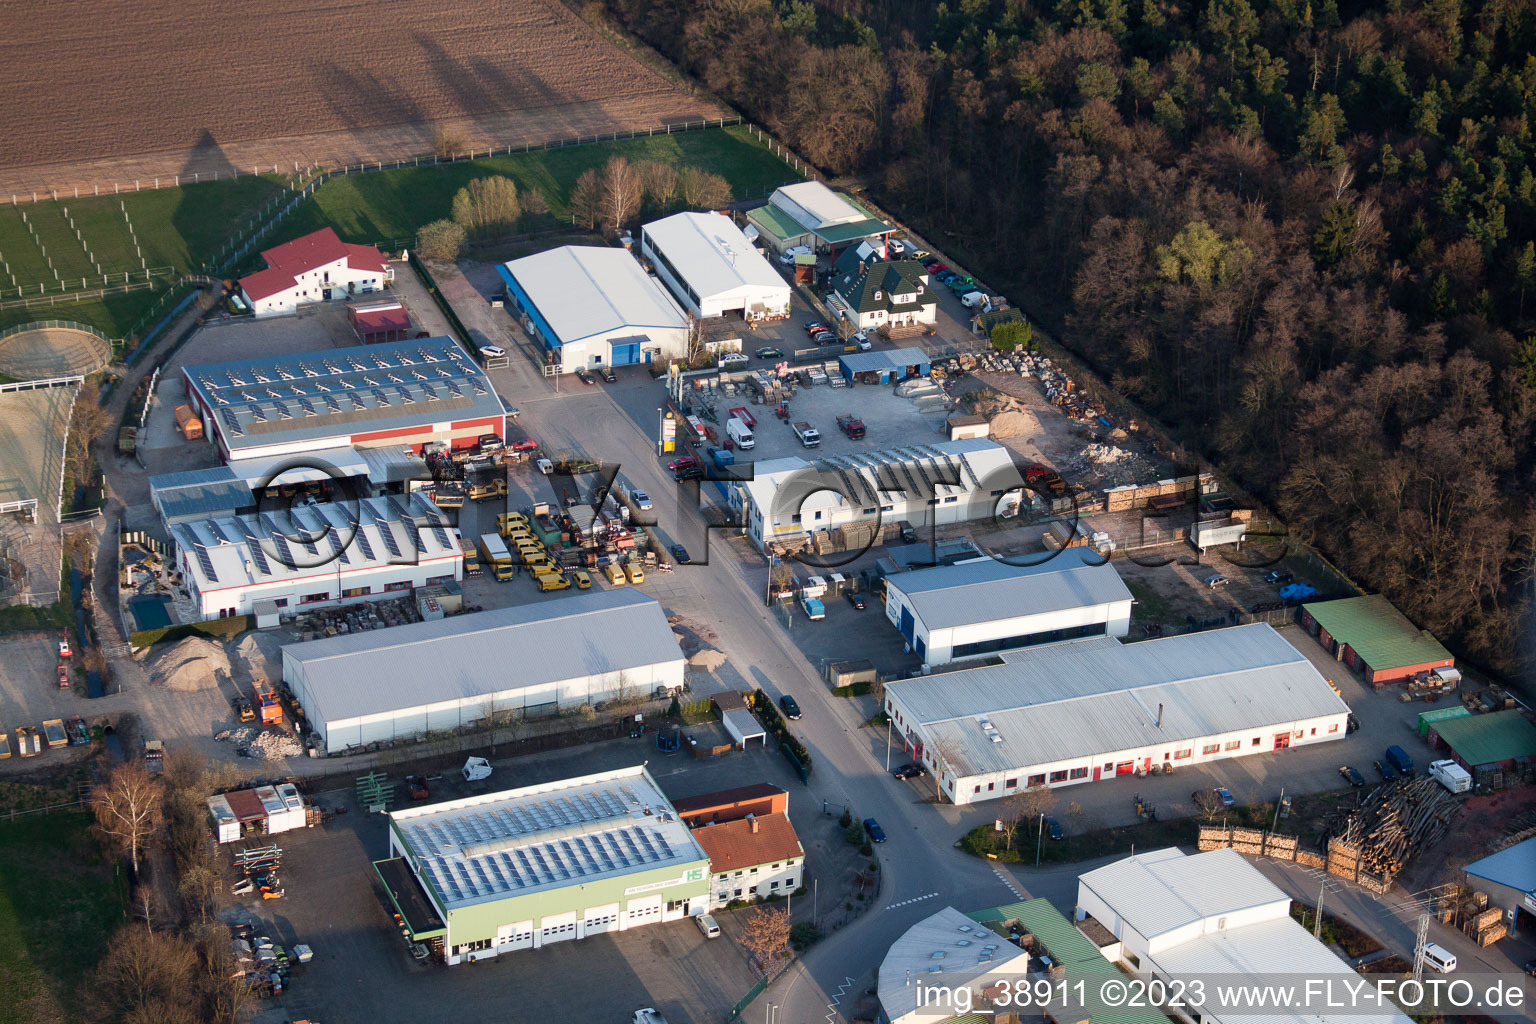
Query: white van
[[1421, 942, 1457, 973], [695, 914, 721, 939], [726, 416, 755, 449]]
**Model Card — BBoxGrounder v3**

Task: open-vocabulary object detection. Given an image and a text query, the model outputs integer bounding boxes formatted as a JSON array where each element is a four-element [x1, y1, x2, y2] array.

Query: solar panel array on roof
[[182, 339, 501, 451]]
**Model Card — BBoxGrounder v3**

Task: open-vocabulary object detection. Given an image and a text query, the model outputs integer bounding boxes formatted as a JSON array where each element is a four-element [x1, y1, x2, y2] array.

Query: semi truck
[[479, 534, 514, 580], [1429, 759, 1472, 793], [793, 421, 821, 448]]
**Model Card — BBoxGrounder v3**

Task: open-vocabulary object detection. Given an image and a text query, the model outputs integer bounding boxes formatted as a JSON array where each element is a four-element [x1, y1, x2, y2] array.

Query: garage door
[[610, 339, 641, 366], [899, 607, 915, 643]]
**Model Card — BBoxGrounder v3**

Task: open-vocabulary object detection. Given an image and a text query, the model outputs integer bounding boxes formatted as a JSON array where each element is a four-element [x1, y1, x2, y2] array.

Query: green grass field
[[0, 812, 125, 1024], [0, 176, 288, 301], [0, 287, 168, 337], [269, 125, 801, 252]]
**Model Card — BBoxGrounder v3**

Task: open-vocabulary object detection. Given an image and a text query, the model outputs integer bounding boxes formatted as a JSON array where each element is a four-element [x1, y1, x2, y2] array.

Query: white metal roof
[[1081, 849, 1412, 1024], [641, 212, 788, 300], [390, 765, 707, 911], [886, 624, 1349, 777], [886, 549, 1133, 630], [876, 905, 1027, 1022], [504, 246, 687, 345], [771, 181, 869, 229], [741, 438, 1020, 521], [1079, 848, 1287, 940], [171, 493, 459, 593], [284, 589, 682, 724]]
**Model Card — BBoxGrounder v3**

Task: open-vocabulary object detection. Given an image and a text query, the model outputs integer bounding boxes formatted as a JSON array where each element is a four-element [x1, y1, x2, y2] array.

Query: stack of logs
[[1323, 776, 1462, 883]]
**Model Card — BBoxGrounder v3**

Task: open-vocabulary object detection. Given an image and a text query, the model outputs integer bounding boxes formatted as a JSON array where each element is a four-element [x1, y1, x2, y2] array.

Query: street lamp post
[[1035, 813, 1045, 867], [885, 716, 892, 771]]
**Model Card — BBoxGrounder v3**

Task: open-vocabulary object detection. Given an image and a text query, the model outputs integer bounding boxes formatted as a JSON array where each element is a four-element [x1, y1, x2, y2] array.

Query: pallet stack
[[1466, 906, 1507, 946]]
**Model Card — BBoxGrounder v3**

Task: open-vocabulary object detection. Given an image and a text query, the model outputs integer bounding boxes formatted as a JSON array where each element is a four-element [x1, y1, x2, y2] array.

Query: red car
[[57, 664, 68, 688], [923, 260, 948, 274], [510, 438, 539, 452], [667, 456, 699, 472], [803, 321, 829, 336]]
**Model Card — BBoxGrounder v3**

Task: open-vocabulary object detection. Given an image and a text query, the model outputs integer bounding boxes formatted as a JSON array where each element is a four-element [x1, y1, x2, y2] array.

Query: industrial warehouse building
[[876, 905, 1030, 1024], [882, 550, 1134, 666], [883, 624, 1350, 805], [744, 181, 891, 257], [1077, 848, 1413, 1024], [181, 338, 505, 464], [497, 246, 689, 373], [1461, 837, 1536, 937], [1427, 709, 1536, 777], [640, 211, 791, 320], [375, 766, 709, 965], [734, 438, 1021, 554], [170, 493, 462, 619], [283, 589, 684, 752], [238, 228, 391, 317], [1298, 594, 1454, 684]]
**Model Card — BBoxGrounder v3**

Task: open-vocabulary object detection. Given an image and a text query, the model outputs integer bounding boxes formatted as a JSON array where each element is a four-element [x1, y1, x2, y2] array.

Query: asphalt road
[[468, 341, 1083, 1022]]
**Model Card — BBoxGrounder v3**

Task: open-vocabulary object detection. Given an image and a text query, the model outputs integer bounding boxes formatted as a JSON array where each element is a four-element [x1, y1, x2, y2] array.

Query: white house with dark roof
[[828, 241, 937, 331], [239, 227, 391, 317], [883, 549, 1134, 665]]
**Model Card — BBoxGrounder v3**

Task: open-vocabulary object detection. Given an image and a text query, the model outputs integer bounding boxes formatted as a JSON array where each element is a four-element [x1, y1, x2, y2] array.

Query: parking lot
[[0, 632, 76, 742], [243, 734, 861, 1024]]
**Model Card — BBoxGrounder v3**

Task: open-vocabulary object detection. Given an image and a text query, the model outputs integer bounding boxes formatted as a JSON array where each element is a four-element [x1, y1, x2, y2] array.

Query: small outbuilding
[[711, 690, 766, 749], [945, 413, 990, 440], [836, 346, 931, 383], [347, 299, 411, 343], [1429, 709, 1536, 772], [1298, 594, 1454, 684]]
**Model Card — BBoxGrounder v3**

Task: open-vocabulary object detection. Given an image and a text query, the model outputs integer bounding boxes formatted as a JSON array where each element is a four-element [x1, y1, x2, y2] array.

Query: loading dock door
[[914, 636, 926, 660], [609, 338, 642, 366], [899, 607, 915, 643]]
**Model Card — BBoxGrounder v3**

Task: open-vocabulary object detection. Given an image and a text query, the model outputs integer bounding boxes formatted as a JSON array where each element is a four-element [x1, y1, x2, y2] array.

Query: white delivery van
[[1421, 942, 1457, 973], [727, 416, 755, 449], [1429, 759, 1472, 793]]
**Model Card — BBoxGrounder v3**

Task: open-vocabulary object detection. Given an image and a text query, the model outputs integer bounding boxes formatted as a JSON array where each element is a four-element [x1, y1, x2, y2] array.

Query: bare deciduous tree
[[66, 388, 114, 485], [569, 168, 602, 229], [739, 906, 791, 971], [1005, 784, 1057, 837], [91, 762, 163, 876], [678, 167, 734, 209], [638, 160, 680, 211], [451, 176, 521, 238], [95, 925, 198, 1014], [601, 155, 643, 232], [431, 125, 467, 159]]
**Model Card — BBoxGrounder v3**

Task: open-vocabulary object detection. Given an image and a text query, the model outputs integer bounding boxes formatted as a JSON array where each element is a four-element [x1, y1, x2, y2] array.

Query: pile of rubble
[[216, 726, 256, 744], [248, 731, 304, 761], [1061, 443, 1156, 487], [292, 596, 421, 641]]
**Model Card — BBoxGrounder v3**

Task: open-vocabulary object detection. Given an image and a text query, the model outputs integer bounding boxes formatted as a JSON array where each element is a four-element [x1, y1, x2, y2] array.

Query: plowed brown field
[[0, 0, 722, 195]]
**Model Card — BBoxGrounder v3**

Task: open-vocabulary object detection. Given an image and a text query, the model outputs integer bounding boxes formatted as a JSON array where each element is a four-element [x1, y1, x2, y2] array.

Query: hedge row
[[832, 681, 872, 698], [130, 614, 252, 649], [748, 689, 813, 771], [407, 252, 472, 345]]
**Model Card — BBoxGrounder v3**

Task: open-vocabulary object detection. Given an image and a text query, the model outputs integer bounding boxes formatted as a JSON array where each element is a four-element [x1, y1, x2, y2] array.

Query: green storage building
[[375, 764, 710, 965]]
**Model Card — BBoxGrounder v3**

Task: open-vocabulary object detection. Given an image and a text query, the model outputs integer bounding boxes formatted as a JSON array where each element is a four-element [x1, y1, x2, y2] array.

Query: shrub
[[991, 321, 1034, 351], [789, 922, 822, 950], [860, 842, 873, 856], [839, 809, 852, 828], [844, 823, 865, 846]]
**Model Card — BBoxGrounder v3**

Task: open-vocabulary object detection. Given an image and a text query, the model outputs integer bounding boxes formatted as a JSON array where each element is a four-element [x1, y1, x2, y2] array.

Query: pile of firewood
[[1322, 776, 1463, 880]]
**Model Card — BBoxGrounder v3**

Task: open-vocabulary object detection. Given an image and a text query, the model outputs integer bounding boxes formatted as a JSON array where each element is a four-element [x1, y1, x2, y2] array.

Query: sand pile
[[687, 649, 727, 671], [235, 632, 284, 683], [967, 390, 1040, 439], [149, 636, 231, 692]]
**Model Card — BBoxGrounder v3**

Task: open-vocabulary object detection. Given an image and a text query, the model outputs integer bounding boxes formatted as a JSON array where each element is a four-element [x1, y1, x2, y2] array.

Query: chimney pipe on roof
[[1157, 703, 1163, 728], [748, 813, 759, 833]]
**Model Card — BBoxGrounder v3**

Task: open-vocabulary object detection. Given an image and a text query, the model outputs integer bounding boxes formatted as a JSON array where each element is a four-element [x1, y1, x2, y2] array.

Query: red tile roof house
[[692, 812, 805, 909], [239, 227, 393, 317]]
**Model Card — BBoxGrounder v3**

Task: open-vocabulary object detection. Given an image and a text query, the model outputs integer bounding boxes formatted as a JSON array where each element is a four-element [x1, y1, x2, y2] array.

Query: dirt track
[[0, 0, 723, 196]]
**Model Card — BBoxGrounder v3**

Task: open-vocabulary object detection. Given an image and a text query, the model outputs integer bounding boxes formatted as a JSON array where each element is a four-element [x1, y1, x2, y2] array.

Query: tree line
[[593, 0, 1536, 674]]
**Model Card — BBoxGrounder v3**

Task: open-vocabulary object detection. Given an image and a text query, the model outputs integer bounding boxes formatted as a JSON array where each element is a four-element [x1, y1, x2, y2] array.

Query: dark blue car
[[863, 818, 886, 843]]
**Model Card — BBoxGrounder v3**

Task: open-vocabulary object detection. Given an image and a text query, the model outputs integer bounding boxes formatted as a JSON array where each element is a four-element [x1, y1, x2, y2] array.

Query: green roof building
[[1299, 594, 1454, 684], [744, 181, 891, 256], [1431, 709, 1536, 769]]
